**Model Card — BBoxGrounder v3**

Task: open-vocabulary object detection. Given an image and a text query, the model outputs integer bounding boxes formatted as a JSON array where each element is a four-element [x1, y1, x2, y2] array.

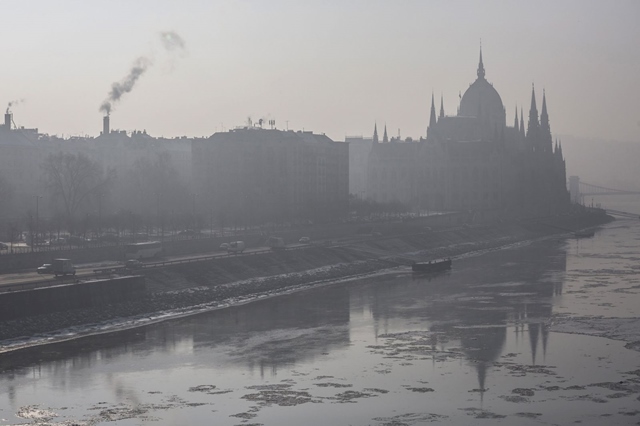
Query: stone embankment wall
[[0, 276, 145, 321], [0, 210, 612, 341]]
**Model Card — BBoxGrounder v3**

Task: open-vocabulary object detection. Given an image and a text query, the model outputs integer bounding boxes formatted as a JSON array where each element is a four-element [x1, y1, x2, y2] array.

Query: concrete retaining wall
[[0, 275, 146, 321]]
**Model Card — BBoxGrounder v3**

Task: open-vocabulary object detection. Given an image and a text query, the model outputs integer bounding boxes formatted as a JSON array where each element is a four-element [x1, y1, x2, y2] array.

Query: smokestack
[[103, 115, 110, 135], [4, 113, 11, 129]]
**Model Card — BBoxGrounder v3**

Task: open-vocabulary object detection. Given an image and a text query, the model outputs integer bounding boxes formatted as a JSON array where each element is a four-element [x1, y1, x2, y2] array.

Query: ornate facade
[[366, 49, 569, 215]]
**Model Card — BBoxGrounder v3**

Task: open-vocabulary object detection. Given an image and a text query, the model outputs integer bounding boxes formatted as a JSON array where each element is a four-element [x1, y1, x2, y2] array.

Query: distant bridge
[[579, 182, 640, 197], [569, 176, 640, 204]]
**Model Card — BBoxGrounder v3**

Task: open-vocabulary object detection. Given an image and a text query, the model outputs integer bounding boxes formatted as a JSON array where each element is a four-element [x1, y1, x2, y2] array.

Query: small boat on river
[[412, 258, 452, 273]]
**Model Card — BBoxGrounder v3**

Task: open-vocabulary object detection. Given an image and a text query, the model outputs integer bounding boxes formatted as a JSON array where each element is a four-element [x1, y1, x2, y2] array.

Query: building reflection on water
[[359, 239, 567, 394], [0, 239, 568, 407]]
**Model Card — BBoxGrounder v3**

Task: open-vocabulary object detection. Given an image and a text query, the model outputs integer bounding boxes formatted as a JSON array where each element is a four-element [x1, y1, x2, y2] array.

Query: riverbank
[[0, 211, 613, 352]]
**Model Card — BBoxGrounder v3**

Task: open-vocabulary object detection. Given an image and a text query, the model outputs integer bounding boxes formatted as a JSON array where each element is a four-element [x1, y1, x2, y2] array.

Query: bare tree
[[116, 152, 190, 223], [41, 152, 115, 231]]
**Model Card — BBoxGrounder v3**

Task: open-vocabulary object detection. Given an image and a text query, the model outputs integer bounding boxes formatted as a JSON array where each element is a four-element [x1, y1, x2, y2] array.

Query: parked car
[[219, 242, 229, 250], [49, 238, 68, 246], [299, 236, 310, 243], [0, 242, 8, 250], [37, 263, 53, 274], [125, 259, 143, 269], [135, 233, 150, 241]]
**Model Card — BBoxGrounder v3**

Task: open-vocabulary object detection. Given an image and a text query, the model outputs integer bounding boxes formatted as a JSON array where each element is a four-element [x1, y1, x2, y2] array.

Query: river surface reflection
[[1, 221, 640, 425]]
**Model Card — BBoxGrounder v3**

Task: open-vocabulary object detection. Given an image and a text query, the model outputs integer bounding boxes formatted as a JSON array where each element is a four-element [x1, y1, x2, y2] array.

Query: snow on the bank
[[551, 316, 640, 351], [0, 261, 394, 354]]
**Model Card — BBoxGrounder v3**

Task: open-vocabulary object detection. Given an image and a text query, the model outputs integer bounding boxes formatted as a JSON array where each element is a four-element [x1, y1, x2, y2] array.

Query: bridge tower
[[568, 176, 581, 204]]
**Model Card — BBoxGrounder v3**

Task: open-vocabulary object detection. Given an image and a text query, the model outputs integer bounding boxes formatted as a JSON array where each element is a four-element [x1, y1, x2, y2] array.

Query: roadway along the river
[[0, 244, 313, 292]]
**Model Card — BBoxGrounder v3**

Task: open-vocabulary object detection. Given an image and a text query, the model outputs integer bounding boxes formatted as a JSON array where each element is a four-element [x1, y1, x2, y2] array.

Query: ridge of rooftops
[[205, 127, 337, 144]]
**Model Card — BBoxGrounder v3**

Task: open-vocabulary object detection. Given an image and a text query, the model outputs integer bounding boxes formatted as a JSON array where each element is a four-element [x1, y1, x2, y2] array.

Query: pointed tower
[[429, 92, 437, 129], [540, 89, 552, 153], [558, 139, 563, 158], [373, 123, 379, 144], [427, 93, 437, 141], [514, 106, 519, 132], [382, 124, 389, 143], [520, 107, 525, 139], [526, 84, 540, 150], [477, 44, 485, 80], [439, 94, 445, 119]]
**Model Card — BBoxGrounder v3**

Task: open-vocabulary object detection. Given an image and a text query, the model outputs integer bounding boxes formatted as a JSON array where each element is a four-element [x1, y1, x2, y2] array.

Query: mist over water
[[2, 220, 639, 425]]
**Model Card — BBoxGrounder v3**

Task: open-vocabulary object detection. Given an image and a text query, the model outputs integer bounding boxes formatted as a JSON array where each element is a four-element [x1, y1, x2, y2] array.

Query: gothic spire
[[429, 92, 437, 129], [527, 84, 540, 145], [540, 89, 548, 123], [373, 122, 379, 144], [520, 107, 525, 138], [558, 139, 563, 157], [514, 106, 519, 131], [439, 94, 445, 119], [529, 84, 538, 118], [477, 44, 485, 79], [382, 124, 389, 143], [540, 89, 552, 153]]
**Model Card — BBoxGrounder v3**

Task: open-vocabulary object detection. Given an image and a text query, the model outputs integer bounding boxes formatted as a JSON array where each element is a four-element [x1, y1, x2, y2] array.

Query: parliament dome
[[458, 49, 506, 128]]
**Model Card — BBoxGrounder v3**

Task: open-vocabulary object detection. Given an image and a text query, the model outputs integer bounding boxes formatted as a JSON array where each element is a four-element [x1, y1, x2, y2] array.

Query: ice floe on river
[[551, 316, 640, 351]]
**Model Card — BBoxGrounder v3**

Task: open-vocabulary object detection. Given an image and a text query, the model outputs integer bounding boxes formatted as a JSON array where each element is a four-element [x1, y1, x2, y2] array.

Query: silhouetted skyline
[[2, 0, 639, 142]]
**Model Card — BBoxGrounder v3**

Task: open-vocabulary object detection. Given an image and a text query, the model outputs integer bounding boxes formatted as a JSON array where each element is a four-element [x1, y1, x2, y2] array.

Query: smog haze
[[2, 0, 638, 142]]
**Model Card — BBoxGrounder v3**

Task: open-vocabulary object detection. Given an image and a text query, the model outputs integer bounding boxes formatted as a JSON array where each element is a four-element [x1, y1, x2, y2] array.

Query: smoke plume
[[99, 31, 187, 115], [6, 99, 25, 114], [99, 57, 152, 115], [160, 31, 186, 53]]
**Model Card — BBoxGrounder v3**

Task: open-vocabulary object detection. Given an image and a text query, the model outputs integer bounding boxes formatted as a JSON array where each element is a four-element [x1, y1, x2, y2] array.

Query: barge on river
[[412, 258, 452, 273]]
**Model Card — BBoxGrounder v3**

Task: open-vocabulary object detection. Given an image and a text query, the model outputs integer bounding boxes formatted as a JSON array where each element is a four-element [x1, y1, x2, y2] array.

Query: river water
[[1, 219, 640, 425]]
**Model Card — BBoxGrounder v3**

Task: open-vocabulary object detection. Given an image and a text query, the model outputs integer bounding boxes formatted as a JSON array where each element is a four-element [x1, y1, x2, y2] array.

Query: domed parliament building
[[365, 49, 569, 215]]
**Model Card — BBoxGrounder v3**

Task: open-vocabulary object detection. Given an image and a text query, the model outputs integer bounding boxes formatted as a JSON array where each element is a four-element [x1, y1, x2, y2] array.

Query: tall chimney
[[103, 115, 110, 135], [4, 113, 11, 129]]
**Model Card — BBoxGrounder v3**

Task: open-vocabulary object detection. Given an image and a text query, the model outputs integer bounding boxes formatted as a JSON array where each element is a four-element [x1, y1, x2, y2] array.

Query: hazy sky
[[2, 0, 639, 142]]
